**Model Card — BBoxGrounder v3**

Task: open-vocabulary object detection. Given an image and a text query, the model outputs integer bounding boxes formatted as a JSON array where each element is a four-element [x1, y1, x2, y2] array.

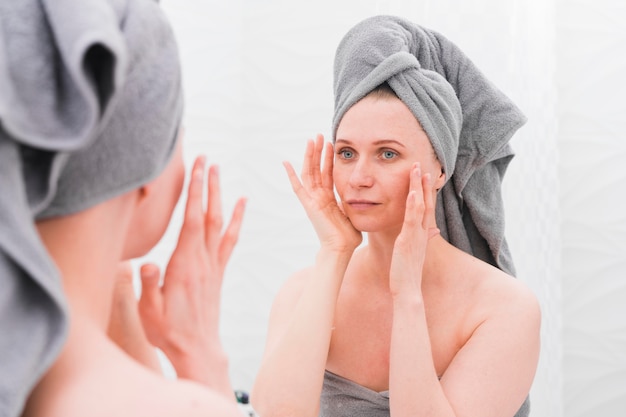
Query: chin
[[348, 218, 388, 234], [122, 219, 170, 260], [122, 240, 156, 260], [347, 212, 403, 236]]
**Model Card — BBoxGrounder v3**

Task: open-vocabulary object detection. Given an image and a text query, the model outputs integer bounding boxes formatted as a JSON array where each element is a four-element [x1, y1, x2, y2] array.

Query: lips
[[345, 199, 380, 210]]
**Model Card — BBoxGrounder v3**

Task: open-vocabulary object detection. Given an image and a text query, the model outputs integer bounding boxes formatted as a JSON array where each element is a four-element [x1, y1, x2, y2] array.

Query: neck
[[36, 195, 135, 331], [358, 231, 451, 291]]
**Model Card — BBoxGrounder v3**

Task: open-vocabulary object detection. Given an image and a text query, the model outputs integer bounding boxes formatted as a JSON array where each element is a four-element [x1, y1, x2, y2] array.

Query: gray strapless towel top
[[320, 370, 530, 417]]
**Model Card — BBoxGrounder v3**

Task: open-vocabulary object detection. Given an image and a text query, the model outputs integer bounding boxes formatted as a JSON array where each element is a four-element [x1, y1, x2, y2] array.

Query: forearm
[[389, 294, 455, 417], [252, 247, 353, 417]]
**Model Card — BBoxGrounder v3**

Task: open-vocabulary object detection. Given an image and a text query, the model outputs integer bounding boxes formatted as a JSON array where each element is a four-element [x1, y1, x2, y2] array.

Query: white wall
[[557, 0, 626, 416], [135, 1, 626, 415]]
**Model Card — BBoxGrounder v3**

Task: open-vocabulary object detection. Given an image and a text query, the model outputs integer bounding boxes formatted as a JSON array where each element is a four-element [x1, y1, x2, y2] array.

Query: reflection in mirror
[[130, 1, 622, 417]]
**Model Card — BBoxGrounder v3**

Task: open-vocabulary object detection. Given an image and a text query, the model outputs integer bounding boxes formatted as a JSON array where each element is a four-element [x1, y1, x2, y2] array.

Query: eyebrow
[[335, 139, 406, 148]]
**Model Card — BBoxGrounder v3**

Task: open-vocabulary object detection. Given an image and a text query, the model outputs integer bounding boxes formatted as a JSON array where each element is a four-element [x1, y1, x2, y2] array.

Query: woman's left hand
[[137, 156, 246, 397], [389, 163, 438, 300]]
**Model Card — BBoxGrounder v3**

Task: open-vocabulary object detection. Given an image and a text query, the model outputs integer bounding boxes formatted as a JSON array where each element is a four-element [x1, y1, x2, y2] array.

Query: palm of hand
[[285, 134, 362, 252]]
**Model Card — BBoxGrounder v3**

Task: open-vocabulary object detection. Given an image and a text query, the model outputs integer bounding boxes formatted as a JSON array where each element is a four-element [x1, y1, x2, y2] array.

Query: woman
[[0, 1, 245, 416], [26, 145, 246, 417], [251, 16, 540, 417]]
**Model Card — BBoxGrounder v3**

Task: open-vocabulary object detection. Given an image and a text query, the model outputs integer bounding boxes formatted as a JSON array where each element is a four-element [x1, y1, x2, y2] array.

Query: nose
[[348, 158, 374, 188]]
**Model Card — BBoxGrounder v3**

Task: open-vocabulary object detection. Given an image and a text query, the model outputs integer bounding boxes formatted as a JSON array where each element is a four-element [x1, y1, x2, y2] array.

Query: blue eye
[[339, 149, 354, 159], [381, 150, 397, 159]]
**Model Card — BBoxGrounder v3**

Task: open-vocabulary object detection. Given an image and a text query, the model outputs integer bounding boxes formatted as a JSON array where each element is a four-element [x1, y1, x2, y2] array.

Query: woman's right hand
[[252, 134, 358, 417], [284, 134, 362, 253]]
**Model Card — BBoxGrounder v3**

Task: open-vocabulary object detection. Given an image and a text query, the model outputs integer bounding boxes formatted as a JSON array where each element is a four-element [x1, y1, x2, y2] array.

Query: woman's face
[[147, 135, 186, 235], [333, 94, 444, 234], [123, 133, 186, 259]]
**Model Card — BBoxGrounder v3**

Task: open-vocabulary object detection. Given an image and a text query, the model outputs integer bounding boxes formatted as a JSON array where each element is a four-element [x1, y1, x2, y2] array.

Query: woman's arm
[[251, 135, 362, 417], [439, 286, 540, 417], [388, 164, 451, 416], [252, 248, 353, 417], [388, 164, 540, 417], [390, 283, 540, 417]]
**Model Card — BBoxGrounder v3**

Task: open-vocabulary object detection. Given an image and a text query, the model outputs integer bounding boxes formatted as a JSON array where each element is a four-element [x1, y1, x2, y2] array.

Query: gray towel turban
[[333, 15, 526, 275], [0, 0, 183, 415]]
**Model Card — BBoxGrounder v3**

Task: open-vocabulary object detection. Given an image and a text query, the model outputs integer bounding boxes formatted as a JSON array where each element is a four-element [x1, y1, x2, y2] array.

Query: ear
[[123, 185, 150, 228], [136, 182, 154, 203], [121, 183, 154, 259], [434, 168, 446, 191]]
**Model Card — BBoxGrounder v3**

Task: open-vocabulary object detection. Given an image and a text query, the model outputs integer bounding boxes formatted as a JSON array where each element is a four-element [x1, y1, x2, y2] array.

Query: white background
[[136, 1, 626, 416]]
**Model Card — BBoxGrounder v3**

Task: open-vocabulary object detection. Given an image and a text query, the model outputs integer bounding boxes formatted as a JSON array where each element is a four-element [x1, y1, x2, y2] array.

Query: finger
[[403, 190, 419, 230], [300, 139, 315, 188], [115, 261, 134, 285], [205, 164, 224, 252], [180, 156, 206, 242], [138, 263, 163, 328], [284, 161, 309, 204], [218, 197, 247, 266], [321, 139, 334, 189], [403, 164, 425, 235], [310, 134, 324, 187], [422, 173, 436, 230], [409, 162, 423, 194], [395, 189, 419, 253], [411, 163, 426, 221]]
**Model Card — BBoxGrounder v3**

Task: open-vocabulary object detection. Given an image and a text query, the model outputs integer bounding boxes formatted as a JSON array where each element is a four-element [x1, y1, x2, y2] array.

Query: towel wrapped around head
[[0, 0, 183, 415], [333, 15, 526, 275]]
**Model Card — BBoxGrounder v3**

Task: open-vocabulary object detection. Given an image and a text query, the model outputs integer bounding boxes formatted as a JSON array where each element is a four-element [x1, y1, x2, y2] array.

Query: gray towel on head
[[333, 15, 526, 275], [0, 0, 183, 415]]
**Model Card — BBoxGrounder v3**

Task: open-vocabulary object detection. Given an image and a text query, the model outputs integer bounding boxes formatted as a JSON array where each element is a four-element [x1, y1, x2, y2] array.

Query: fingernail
[[141, 264, 157, 277], [194, 160, 204, 179]]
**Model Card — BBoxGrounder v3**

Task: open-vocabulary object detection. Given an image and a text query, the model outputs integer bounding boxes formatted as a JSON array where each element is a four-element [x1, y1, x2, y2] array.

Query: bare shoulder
[[472, 256, 541, 323], [451, 249, 541, 346], [258, 267, 316, 355], [29, 337, 241, 417], [440, 250, 541, 416], [270, 266, 314, 314]]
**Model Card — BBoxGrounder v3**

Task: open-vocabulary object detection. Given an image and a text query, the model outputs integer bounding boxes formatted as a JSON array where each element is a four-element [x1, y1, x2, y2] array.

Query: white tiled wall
[[557, 0, 626, 416]]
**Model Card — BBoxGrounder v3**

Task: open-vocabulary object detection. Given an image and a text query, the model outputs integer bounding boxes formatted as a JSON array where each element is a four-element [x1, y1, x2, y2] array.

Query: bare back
[[23, 319, 240, 417]]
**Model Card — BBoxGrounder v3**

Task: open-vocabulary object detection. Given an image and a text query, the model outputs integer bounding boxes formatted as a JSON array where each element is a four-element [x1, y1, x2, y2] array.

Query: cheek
[[382, 167, 413, 219], [332, 164, 347, 197], [173, 161, 185, 203], [389, 165, 411, 192], [392, 177, 411, 208], [158, 156, 184, 228]]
